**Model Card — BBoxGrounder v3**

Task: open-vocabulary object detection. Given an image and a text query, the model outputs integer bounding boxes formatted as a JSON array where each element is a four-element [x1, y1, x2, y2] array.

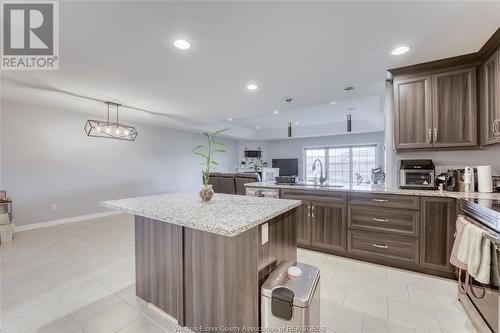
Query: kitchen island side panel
[[184, 208, 298, 329], [258, 209, 298, 285], [135, 216, 184, 324]]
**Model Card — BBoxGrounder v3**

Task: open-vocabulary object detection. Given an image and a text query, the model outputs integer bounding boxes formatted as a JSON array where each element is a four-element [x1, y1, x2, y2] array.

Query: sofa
[[205, 172, 260, 195]]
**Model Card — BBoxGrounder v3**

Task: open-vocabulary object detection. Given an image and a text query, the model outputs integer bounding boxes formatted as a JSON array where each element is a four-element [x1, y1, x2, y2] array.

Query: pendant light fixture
[[346, 114, 352, 132], [288, 121, 292, 137], [84, 101, 138, 141], [344, 86, 354, 133]]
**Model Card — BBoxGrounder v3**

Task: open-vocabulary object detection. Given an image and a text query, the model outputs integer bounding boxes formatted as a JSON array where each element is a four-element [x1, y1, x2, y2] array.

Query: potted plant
[[247, 157, 268, 178], [192, 129, 228, 202]]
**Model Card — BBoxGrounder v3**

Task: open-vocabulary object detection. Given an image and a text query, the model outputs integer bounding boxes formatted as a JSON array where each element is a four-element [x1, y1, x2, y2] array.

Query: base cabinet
[[279, 189, 458, 278], [296, 202, 312, 246], [282, 190, 346, 253], [311, 200, 346, 252], [419, 197, 456, 274]]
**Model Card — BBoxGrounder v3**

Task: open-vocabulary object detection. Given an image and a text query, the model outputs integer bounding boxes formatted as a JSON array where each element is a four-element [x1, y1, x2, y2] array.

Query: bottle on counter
[[463, 167, 474, 193]]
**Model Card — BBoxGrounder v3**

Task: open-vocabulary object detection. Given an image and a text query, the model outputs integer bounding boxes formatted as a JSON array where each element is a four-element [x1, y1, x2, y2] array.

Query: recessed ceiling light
[[391, 46, 410, 55], [174, 39, 191, 50], [273, 110, 279, 114], [330, 101, 337, 105], [295, 121, 299, 125], [255, 126, 260, 130], [247, 83, 258, 91], [228, 118, 233, 122]]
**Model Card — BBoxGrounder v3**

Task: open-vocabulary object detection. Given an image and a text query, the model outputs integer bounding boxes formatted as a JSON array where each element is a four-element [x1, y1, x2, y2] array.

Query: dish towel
[[450, 216, 468, 269], [458, 223, 491, 284]]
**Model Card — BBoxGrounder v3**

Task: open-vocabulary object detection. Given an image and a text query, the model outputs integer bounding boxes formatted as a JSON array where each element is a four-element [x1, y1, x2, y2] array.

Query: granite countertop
[[101, 192, 301, 237], [245, 182, 500, 200]]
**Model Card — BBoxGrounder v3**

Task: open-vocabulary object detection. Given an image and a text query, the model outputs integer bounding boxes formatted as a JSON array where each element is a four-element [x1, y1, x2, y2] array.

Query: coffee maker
[[445, 169, 459, 192]]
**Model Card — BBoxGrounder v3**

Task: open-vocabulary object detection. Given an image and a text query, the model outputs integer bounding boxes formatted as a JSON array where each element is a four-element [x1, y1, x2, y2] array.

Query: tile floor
[[0, 214, 477, 333]]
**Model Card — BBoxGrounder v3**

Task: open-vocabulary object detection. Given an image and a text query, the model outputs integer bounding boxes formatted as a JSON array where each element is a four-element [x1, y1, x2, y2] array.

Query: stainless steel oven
[[399, 159, 436, 189], [459, 199, 499, 333]]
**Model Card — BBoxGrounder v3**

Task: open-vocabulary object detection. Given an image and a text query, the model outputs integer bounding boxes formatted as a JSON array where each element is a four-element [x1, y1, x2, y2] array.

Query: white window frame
[[303, 144, 379, 184]]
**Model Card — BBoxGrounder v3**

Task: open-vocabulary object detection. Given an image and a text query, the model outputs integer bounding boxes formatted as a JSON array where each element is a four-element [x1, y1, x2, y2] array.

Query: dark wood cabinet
[[432, 67, 477, 147], [419, 197, 456, 274], [311, 200, 346, 252], [348, 230, 419, 268], [296, 202, 312, 246], [394, 75, 433, 149], [281, 190, 346, 252], [482, 48, 500, 145], [276, 188, 457, 278], [394, 68, 478, 150]]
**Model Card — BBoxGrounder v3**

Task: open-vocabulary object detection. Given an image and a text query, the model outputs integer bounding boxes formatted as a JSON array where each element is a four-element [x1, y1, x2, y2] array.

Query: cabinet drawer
[[348, 206, 419, 236], [281, 190, 346, 203], [348, 193, 419, 210], [348, 230, 419, 266]]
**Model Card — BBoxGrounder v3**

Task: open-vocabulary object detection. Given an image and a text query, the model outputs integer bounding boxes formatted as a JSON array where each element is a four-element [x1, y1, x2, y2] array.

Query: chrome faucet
[[312, 159, 327, 185]]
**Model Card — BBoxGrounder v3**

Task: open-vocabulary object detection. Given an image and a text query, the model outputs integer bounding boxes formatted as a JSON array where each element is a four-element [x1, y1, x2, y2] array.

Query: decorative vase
[[199, 184, 214, 202]]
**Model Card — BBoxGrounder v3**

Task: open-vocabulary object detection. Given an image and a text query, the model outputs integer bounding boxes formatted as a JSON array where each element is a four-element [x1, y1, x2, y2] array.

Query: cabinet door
[[483, 49, 500, 145], [394, 75, 433, 149], [296, 202, 312, 246], [432, 67, 477, 147], [311, 200, 346, 253], [420, 197, 456, 274]]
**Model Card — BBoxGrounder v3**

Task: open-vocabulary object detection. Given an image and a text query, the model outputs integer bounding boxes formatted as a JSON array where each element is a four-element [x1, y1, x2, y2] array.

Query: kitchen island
[[102, 193, 301, 329]]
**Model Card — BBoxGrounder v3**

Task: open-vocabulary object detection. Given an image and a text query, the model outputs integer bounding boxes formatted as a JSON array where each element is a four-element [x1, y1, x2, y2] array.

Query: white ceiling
[[2, 1, 499, 140]]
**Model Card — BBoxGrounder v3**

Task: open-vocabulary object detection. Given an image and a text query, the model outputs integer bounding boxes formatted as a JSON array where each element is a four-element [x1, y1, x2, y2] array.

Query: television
[[272, 159, 298, 176]]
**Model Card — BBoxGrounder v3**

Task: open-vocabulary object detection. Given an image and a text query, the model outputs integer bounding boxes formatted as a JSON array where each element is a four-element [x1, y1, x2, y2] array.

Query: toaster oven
[[399, 159, 436, 190]]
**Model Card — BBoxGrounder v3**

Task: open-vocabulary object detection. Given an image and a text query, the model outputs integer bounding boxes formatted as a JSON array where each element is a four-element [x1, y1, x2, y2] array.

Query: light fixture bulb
[[247, 83, 258, 91], [228, 118, 233, 122], [96, 126, 102, 131], [105, 127, 111, 134], [273, 110, 279, 114], [330, 101, 336, 105], [174, 39, 191, 50], [115, 129, 120, 135], [125, 130, 130, 136], [391, 46, 410, 55]]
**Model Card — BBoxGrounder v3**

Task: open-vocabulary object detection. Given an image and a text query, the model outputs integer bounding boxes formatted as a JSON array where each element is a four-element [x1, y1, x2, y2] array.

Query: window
[[304, 145, 378, 184]]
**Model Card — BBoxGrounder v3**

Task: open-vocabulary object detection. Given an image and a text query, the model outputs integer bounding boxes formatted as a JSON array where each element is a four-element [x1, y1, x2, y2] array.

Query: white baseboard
[[14, 211, 122, 232]]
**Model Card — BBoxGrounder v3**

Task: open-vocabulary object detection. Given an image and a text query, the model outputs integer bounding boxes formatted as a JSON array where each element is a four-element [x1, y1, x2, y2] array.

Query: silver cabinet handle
[[311, 205, 314, 218], [372, 198, 388, 203], [427, 128, 432, 143], [372, 218, 389, 222], [434, 128, 438, 142], [372, 243, 389, 249]]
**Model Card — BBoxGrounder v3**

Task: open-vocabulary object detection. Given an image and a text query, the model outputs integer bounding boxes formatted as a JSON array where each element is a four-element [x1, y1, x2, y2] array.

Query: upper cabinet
[[393, 67, 477, 150], [482, 48, 500, 145], [432, 68, 477, 148], [394, 75, 433, 149]]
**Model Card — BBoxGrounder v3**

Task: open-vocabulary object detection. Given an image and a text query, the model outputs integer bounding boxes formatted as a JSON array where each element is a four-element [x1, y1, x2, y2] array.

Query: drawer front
[[348, 230, 418, 265], [348, 193, 419, 210], [281, 189, 346, 203], [348, 206, 419, 236]]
